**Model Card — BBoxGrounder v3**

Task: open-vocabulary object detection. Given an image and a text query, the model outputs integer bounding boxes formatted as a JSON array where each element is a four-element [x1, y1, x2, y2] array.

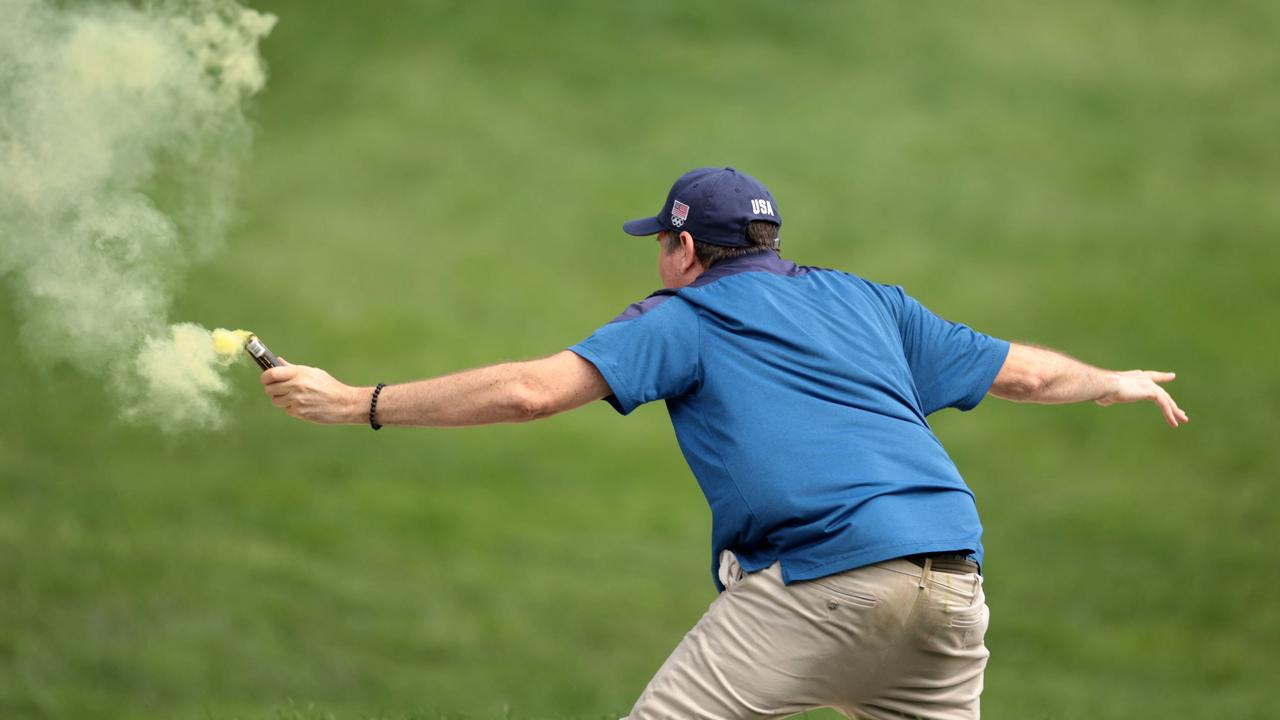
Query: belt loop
[[918, 557, 932, 589]]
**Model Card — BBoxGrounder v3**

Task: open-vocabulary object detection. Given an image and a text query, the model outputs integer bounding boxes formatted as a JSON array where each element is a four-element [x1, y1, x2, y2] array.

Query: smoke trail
[[0, 0, 275, 431]]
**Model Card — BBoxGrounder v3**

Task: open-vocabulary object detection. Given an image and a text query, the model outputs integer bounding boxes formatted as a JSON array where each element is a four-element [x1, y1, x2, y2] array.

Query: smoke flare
[[0, 0, 276, 431]]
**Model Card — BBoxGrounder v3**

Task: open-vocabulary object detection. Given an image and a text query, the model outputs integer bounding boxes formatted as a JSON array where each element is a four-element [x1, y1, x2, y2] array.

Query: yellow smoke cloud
[[128, 324, 253, 430], [0, 0, 275, 433], [211, 328, 253, 362], [123, 326, 257, 430]]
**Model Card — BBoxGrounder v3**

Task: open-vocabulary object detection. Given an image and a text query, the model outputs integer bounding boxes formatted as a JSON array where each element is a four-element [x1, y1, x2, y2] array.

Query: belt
[[905, 552, 979, 575]]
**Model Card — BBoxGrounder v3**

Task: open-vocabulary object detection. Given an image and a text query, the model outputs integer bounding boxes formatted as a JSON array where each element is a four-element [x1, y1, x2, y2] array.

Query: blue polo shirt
[[569, 251, 1009, 590]]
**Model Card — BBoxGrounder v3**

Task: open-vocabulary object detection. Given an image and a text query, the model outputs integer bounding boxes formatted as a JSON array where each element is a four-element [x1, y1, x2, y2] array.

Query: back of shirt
[[569, 251, 1009, 589]]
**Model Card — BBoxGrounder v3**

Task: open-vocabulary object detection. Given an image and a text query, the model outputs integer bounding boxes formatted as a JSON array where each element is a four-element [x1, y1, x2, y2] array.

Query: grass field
[[2, 0, 1279, 718]]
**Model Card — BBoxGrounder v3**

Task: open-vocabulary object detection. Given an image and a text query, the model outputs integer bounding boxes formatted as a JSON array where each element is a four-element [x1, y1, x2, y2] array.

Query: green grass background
[[3, 0, 1279, 718]]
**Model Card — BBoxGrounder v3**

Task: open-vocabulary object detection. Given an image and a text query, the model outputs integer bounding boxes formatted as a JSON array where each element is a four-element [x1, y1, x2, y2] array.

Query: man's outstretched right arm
[[261, 350, 611, 427], [988, 343, 1189, 428]]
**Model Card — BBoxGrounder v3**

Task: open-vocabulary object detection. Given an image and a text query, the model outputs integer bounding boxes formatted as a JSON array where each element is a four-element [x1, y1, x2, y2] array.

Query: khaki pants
[[625, 551, 989, 719]]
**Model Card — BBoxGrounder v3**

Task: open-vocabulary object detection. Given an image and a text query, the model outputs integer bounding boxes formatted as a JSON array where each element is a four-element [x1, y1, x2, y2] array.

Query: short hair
[[661, 221, 781, 269]]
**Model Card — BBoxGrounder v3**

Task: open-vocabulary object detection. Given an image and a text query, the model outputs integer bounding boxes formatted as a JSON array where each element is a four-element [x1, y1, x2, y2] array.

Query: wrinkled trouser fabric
[[625, 551, 990, 720]]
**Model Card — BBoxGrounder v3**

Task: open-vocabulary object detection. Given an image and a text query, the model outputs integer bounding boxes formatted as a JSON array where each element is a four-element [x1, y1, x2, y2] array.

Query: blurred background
[[2, 0, 1278, 718]]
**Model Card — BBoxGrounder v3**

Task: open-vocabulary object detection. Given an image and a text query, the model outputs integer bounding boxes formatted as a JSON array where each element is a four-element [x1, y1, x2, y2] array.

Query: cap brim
[[622, 216, 666, 236]]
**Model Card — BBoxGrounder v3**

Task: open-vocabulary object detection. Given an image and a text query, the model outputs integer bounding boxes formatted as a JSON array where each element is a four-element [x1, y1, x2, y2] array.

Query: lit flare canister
[[244, 334, 281, 370]]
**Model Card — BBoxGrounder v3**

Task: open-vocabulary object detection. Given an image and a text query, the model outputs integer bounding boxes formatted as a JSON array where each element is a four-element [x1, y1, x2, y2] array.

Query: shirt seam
[[567, 344, 636, 415], [590, 296, 699, 412], [961, 338, 1011, 411], [690, 310, 760, 534]]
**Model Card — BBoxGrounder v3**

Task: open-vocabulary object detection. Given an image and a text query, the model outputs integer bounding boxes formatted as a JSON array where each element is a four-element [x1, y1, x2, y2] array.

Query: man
[[263, 167, 1187, 719]]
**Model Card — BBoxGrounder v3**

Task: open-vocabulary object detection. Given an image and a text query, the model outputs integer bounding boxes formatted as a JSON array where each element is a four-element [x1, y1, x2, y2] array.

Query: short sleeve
[[568, 294, 702, 415], [894, 287, 1010, 415]]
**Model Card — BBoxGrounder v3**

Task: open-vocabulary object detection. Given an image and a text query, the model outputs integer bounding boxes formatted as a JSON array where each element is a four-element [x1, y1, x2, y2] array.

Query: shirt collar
[[688, 250, 805, 289]]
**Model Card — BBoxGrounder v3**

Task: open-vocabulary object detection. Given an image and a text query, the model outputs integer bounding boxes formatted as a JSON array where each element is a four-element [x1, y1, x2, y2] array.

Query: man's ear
[[679, 231, 698, 272]]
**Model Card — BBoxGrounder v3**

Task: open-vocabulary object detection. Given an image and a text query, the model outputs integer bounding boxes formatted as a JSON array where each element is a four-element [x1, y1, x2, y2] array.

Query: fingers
[[278, 356, 290, 366], [1157, 393, 1179, 428], [261, 365, 298, 385], [1132, 370, 1187, 428], [1153, 387, 1189, 428]]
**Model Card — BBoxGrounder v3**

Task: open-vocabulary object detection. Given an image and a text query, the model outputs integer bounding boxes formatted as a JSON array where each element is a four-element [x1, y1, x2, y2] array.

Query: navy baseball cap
[[622, 167, 782, 248]]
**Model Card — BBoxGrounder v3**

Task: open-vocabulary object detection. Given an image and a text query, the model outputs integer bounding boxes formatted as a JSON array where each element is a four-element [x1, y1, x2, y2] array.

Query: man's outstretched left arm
[[988, 342, 1189, 428], [261, 350, 611, 427]]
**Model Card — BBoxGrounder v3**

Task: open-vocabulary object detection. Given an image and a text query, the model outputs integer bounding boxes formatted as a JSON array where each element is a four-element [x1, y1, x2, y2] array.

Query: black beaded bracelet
[[369, 382, 386, 431]]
